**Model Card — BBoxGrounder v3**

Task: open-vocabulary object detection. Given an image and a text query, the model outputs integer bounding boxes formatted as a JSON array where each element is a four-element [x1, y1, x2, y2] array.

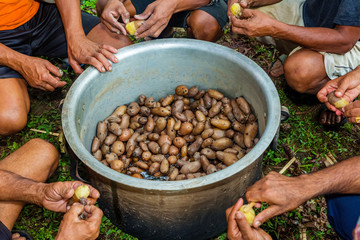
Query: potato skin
[[244, 122, 258, 148], [175, 85, 189, 96], [211, 137, 233, 150], [180, 161, 201, 174]]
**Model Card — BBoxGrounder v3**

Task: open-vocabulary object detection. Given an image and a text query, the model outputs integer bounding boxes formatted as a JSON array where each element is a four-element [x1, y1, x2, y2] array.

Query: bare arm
[[54, 0, 118, 74], [231, 9, 360, 54], [245, 156, 360, 227]]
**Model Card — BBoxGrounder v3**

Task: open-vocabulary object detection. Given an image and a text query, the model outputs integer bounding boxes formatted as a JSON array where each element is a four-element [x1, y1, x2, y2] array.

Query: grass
[[1, 1, 359, 239]]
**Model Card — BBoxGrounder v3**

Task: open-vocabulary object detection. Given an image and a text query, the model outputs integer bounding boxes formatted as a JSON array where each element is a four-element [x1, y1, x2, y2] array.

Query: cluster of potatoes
[[90, 85, 258, 180]]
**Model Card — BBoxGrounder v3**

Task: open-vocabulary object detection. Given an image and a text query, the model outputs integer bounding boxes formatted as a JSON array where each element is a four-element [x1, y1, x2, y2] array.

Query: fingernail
[[66, 206, 70, 211], [101, 67, 105, 72], [109, 66, 112, 71], [114, 58, 118, 63], [235, 212, 242, 219], [255, 221, 261, 227]]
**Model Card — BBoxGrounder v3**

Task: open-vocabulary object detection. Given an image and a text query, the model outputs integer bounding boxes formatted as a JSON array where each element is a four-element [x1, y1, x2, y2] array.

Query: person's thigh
[[326, 194, 360, 240], [0, 139, 59, 230], [0, 78, 30, 136]]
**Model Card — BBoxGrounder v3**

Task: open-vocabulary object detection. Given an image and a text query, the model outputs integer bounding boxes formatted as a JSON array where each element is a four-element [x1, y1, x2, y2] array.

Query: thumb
[[67, 204, 85, 217], [252, 205, 281, 228], [335, 80, 350, 98], [134, 4, 154, 20], [62, 186, 75, 199], [235, 212, 254, 239], [69, 58, 84, 75], [241, 8, 253, 18]]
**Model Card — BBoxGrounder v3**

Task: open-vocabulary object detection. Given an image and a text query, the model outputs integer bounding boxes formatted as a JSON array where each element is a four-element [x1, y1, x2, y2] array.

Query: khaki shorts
[[256, 0, 360, 79]]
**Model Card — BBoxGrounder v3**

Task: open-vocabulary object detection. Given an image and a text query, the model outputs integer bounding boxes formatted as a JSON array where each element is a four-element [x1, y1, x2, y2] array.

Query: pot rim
[[62, 39, 281, 191]]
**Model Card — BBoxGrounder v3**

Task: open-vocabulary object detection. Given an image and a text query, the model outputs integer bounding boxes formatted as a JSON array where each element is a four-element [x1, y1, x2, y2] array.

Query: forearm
[[0, 170, 45, 206], [250, 0, 281, 8], [0, 43, 28, 72], [172, 0, 211, 13], [272, 23, 359, 54], [300, 156, 360, 199], [55, 0, 85, 41]]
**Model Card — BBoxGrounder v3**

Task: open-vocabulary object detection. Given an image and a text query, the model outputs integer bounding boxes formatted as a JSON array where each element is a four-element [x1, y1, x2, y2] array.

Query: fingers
[[118, 4, 130, 24], [344, 101, 360, 123], [67, 204, 85, 217], [71, 181, 100, 200], [69, 58, 84, 75], [235, 211, 254, 239], [252, 205, 281, 228], [227, 198, 244, 229], [134, 3, 154, 20], [86, 205, 103, 224]]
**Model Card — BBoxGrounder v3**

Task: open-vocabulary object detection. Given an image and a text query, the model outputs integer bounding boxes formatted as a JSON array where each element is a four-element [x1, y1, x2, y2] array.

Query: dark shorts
[[0, 3, 100, 79], [326, 194, 360, 240], [0, 221, 11, 240], [131, 0, 228, 30]]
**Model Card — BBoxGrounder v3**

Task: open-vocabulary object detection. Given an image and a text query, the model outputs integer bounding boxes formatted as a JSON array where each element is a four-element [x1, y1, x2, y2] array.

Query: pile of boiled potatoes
[[91, 85, 258, 180]]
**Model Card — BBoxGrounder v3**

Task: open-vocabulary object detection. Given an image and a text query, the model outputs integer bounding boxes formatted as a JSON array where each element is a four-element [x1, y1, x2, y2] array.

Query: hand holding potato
[[317, 67, 360, 114], [98, 0, 129, 35], [226, 198, 271, 240], [40, 181, 100, 213]]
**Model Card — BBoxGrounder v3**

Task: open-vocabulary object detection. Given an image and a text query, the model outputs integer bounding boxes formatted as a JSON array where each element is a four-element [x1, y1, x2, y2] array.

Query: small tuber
[[125, 21, 144, 35], [239, 202, 255, 226], [230, 3, 243, 18], [327, 91, 349, 109], [72, 185, 90, 206]]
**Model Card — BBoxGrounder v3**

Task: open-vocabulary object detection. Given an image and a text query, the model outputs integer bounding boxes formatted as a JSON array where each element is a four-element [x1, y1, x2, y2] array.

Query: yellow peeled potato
[[239, 204, 255, 226], [72, 185, 90, 205], [125, 21, 144, 35], [327, 91, 349, 109], [231, 3, 243, 18]]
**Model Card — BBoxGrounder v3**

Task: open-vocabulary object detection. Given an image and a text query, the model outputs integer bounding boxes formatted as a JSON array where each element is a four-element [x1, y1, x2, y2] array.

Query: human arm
[[0, 169, 99, 212], [317, 66, 360, 113], [134, 0, 211, 38], [245, 156, 360, 228], [55, 0, 119, 74], [0, 43, 65, 91], [230, 9, 360, 54], [226, 198, 272, 240], [55, 204, 103, 240], [227, 0, 281, 17]]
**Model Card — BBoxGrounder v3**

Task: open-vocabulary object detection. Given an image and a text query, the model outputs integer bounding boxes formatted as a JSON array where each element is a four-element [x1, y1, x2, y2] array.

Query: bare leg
[[0, 78, 30, 136], [186, 10, 223, 42], [0, 139, 59, 230], [284, 48, 329, 95]]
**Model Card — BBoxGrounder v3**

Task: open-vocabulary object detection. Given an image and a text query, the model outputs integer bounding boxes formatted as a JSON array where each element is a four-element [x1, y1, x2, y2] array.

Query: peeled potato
[[72, 185, 90, 205], [125, 21, 144, 35], [239, 203, 255, 226], [231, 3, 243, 18], [328, 91, 349, 109]]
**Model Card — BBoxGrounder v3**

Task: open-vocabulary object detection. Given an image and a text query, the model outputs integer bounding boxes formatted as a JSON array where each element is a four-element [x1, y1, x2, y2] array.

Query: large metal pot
[[62, 39, 280, 240]]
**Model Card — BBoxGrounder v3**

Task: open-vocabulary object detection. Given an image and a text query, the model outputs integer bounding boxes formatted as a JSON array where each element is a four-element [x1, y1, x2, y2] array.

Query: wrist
[[31, 182, 47, 207], [297, 174, 322, 200]]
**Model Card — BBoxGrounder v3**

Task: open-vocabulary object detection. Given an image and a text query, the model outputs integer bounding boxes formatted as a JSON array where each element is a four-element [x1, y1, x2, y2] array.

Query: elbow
[[333, 41, 357, 54]]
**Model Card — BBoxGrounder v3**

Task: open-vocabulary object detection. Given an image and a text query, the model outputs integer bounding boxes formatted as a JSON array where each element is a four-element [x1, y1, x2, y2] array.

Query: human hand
[[18, 56, 66, 91], [227, 0, 251, 17], [230, 9, 278, 37], [317, 69, 360, 114], [55, 204, 103, 240], [245, 171, 308, 228], [343, 100, 360, 124], [67, 34, 119, 74], [41, 181, 100, 212], [226, 198, 271, 240], [99, 0, 129, 35], [134, 0, 177, 39]]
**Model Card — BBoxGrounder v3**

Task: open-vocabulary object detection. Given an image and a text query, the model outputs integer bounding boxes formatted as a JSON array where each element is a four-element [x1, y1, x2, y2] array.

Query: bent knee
[[187, 11, 222, 42], [0, 110, 28, 136], [27, 139, 59, 174]]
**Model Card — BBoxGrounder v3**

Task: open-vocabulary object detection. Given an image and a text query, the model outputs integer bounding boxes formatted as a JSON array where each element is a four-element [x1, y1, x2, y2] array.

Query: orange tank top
[[0, 0, 40, 31]]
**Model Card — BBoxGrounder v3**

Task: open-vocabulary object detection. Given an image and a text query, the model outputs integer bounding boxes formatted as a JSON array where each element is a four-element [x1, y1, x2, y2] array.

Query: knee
[[0, 110, 27, 136], [27, 139, 59, 177], [187, 11, 222, 42], [284, 55, 315, 94]]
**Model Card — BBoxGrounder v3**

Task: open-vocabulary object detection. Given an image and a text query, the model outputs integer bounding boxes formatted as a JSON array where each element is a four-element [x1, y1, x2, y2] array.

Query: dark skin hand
[[98, 0, 130, 35], [229, 1, 360, 54], [343, 100, 360, 124], [317, 66, 360, 115], [226, 198, 270, 240], [55, 204, 103, 240], [40, 181, 100, 212]]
